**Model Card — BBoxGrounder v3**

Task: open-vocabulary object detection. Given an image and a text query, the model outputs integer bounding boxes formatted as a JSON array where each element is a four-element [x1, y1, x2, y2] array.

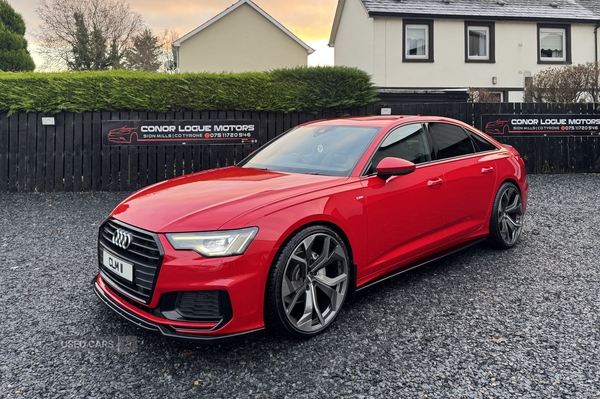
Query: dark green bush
[[0, 66, 377, 114]]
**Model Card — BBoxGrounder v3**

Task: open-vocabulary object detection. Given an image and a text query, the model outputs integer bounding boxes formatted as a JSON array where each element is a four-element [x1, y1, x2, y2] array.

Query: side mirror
[[376, 157, 416, 179]]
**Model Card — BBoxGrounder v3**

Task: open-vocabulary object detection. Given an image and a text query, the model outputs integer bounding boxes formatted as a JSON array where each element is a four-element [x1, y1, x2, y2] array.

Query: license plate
[[102, 250, 134, 282]]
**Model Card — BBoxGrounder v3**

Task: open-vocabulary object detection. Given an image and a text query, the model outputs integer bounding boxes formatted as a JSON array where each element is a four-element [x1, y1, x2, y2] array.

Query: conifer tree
[[125, 28, 161, 72], [67, 12, 111, 70], [0, 0, 35, 71]]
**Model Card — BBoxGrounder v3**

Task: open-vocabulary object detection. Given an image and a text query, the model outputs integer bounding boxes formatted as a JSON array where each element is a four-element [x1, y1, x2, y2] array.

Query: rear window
[[466, 130, 498, 152]]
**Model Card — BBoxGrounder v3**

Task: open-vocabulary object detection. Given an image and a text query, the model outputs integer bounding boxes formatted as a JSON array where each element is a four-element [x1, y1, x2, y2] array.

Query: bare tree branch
[[468, 88, 502, 103], [34, 0, 144, 70]]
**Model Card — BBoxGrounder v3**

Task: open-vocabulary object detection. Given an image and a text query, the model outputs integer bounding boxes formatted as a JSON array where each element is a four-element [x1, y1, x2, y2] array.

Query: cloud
[[11, 0, 338, 46], [129, 0, 337, 42]]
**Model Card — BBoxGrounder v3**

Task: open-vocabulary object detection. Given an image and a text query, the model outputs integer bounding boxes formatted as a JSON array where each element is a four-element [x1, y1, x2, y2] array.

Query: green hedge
[[0, 67, 377, 114]]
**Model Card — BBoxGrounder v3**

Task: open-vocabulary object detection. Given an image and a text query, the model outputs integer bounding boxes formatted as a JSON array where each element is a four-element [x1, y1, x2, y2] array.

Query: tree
[[34, 0, 143, 70], [124, 28, 161, 72], [0, 0, 35, 71], [67, 12, 110, 70], [524, 63, 598, 103]]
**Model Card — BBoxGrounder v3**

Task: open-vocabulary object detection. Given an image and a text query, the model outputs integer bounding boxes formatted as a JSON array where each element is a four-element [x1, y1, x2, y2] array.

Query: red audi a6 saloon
[[94, 116, 528, 341]]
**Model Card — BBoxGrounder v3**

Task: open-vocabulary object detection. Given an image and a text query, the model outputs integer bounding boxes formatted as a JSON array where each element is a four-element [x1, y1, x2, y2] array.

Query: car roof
[[303, 115, 468, 129]]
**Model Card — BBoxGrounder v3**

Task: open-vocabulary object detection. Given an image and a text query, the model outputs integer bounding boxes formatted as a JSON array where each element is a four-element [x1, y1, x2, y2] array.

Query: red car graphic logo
[[108, 126, 139, 144], [485, 119, 510, 135]]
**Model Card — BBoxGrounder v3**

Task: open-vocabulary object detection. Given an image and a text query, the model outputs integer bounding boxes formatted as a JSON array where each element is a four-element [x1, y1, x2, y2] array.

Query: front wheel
[[488, 182, 524, 249], [265, 226, 350, 338]]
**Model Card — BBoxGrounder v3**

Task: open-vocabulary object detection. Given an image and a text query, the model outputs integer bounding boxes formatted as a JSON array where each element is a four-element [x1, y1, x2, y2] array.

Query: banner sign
[[481, 114, 600, 136], [102, 120, 260, 146]]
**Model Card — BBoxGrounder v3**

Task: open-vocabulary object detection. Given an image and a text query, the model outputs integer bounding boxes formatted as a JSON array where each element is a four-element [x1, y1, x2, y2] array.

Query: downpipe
[[595, 24, 599, 102]]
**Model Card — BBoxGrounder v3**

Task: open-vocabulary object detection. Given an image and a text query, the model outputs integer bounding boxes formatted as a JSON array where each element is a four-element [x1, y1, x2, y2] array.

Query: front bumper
[[94, 278, 264, 342], [95, 228, 276, 342]]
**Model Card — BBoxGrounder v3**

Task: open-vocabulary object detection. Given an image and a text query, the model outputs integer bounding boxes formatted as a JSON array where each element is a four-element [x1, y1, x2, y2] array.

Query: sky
[[9, 0, 338, 69]]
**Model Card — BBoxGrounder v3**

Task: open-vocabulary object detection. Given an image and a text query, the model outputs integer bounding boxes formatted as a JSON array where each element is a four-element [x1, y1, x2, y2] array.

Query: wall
[[179, 3, 308, 73], [373, 20, 598, 89], [333, 8, 600, 101], [332, 0, 374, 76]]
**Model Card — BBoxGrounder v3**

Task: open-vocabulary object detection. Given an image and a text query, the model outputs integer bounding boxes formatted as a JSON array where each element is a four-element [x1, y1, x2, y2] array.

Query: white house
[[329, 0, 600, 102], [174, 0, 314, 73]]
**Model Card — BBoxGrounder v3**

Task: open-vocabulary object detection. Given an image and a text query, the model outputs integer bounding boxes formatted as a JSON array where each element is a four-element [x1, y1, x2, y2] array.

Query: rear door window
[[429, 123, 475, 160]]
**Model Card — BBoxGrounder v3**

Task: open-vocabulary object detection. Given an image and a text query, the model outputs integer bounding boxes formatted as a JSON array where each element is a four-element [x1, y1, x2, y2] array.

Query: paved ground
[[1, 174, 599, 398]]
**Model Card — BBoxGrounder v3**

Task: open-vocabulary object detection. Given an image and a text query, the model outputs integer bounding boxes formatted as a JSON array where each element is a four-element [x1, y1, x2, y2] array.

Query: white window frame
[[405, 24, 429, 60], [467, 26, 489, 60], [539, 27, 566, 62]]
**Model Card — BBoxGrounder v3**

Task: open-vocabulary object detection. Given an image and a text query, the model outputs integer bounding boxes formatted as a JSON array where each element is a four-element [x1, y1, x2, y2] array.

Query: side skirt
[[357, 238, 486, 292]]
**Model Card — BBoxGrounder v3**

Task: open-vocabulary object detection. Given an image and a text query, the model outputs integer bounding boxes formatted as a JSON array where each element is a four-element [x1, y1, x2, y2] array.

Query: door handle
[[427, 178, 443, 187], [481, 167, 494, 174]]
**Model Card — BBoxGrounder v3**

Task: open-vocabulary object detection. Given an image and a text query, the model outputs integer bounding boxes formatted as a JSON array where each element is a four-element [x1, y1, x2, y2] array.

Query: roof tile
[[361, 0, 600, 21]]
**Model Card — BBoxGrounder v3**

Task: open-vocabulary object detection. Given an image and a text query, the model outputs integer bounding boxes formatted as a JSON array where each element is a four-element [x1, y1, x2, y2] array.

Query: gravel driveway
[[1, 174, 599, 398]]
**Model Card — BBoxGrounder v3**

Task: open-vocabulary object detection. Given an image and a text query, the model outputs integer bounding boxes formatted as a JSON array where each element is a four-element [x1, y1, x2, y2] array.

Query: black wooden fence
[[1, 102, 599, 193], [472, 102, 600, 174], [0, 108, 361, 193]]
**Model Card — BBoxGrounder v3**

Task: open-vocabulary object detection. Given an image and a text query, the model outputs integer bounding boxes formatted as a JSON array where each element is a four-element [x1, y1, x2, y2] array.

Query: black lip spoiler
[[93, 281, 265, 344]]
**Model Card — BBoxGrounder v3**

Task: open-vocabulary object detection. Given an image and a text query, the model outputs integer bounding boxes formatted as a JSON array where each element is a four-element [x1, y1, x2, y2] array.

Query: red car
[[94, 116, 528, 341]]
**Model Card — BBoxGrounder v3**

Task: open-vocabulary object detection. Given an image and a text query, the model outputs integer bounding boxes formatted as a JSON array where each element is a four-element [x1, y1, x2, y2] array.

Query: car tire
[[265, 225, 350, 338], [488, 182, 524, 249]]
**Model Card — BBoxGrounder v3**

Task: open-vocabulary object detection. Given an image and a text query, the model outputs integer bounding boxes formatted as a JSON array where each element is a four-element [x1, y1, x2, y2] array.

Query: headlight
[[166, 227, 258, 258]]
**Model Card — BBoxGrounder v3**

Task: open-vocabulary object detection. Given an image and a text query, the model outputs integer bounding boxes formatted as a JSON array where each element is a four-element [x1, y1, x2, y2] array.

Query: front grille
[[98, 219, 163, 304]]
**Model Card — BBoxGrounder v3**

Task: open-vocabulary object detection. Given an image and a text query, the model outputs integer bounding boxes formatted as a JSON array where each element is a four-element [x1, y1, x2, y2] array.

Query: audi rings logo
[[112, 229, 133, 250]]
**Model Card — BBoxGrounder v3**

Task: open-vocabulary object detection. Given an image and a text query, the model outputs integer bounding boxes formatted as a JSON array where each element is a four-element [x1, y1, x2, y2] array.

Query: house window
[[538, 24, 571, 64], [468, 27, 488, 58], [403, 20, 433, 62], [407, 25, 428, 57], [465, 22, 495, 63]]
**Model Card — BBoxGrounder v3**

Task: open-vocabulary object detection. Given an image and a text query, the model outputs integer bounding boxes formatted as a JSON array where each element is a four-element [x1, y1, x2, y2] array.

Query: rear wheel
[[265, 226, 350, 338], [488, 182, 524, 249]]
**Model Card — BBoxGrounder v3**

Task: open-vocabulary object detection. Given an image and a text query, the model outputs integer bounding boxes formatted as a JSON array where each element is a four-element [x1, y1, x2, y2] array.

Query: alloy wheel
[[280, 232, 349, 333], [496, 185, 523, 246]]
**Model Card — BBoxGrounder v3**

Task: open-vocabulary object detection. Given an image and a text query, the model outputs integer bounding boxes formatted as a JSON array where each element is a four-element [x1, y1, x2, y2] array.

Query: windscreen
[[241, 125, 380, 176]]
